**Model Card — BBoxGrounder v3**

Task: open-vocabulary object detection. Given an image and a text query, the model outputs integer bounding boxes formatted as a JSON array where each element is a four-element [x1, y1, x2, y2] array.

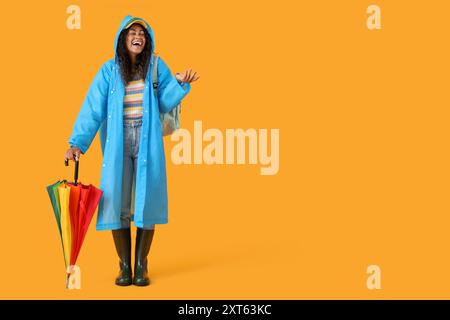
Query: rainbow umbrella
[[46, 159, 103, 287]]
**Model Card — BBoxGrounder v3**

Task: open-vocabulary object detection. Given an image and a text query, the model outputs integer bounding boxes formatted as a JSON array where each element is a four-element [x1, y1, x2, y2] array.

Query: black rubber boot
[[112, 228, 132, 286], [133, 228, 154, 286]]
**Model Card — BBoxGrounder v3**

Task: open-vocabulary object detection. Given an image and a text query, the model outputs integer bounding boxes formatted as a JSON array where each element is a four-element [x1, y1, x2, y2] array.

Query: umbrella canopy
[[46, 181, 63, 236], [67, 181, 102, 266], [46, 159, 103, 287], [58, 182, 72, 269]]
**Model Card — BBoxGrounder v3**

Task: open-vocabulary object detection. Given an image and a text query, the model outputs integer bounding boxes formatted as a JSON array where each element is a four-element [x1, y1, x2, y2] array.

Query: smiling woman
[[64, 15, 199, 287]]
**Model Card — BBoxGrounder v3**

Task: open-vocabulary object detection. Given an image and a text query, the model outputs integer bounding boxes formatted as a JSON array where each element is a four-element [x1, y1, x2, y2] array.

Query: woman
[[64, 15, 199, 286]]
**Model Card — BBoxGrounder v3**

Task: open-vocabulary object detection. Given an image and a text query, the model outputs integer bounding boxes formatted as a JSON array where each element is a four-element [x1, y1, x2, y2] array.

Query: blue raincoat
[[68, 15, 191, 230]]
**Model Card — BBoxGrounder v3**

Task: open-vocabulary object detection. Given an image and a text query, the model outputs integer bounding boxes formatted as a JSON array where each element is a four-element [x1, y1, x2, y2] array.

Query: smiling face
[[126, 23, 146, 57]]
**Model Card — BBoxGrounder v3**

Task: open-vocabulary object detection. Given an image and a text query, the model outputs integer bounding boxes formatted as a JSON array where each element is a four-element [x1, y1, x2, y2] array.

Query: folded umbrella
[[46, 158, 103, 288]]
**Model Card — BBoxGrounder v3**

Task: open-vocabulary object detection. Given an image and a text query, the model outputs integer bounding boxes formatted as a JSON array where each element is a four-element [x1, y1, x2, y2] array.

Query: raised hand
[[175, 68, 200, 84]]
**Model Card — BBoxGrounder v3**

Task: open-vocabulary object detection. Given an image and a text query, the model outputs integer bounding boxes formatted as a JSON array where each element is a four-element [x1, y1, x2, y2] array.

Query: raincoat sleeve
[[157, 57, 191, 113], [68, 61, 111, 154]]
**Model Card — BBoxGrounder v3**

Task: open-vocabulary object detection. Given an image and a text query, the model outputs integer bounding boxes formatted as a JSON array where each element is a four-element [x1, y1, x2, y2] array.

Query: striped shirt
[[123, 79, 145, 122]]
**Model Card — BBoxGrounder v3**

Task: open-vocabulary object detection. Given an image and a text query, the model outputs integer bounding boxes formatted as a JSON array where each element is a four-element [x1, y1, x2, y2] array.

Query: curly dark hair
[[116, 25, 152, 85]]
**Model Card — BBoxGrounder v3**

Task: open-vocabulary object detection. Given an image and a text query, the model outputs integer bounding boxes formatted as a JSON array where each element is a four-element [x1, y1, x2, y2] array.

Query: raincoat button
[[102, 164, 106, 167], [108, 115, 111, 119], [143, 160, 147, 163]]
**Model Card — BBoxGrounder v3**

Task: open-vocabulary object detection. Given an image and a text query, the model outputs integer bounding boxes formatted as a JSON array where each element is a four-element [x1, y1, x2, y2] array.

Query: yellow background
[[0, 0, 449, 299]]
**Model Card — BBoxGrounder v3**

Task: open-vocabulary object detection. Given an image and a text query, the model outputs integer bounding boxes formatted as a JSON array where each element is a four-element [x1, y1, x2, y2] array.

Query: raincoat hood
[[114, 15, 155, 63]]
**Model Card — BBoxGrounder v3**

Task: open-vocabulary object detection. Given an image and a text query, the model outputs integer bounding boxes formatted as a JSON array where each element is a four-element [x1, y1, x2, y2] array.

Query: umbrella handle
[[64, 157, 79, 186]]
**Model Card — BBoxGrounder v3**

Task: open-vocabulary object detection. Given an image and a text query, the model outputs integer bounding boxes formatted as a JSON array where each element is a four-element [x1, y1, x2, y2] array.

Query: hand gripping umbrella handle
[[64, 157, 79, 186]]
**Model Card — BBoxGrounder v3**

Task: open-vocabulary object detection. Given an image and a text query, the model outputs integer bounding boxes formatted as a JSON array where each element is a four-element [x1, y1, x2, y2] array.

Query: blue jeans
[[121, 118, 155, 230]]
